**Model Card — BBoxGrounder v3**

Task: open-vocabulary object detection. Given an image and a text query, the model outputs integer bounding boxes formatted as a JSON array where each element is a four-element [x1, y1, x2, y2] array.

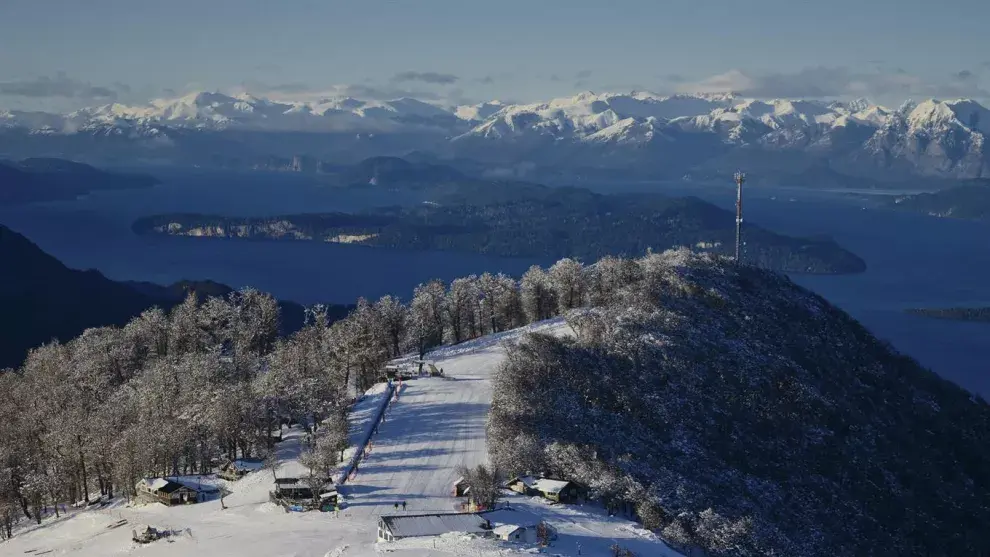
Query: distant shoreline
[[905, 307, 990, 323]]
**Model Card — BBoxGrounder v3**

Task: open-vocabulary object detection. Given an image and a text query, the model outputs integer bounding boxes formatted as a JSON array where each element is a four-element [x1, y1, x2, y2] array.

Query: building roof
[[274, 477, 333, 492], [493, 524, 522, 537], [380, 513, 490, 538], [510, 476, 573, 494], [481, 508, 541, 529], [141, 477, 215, 494]]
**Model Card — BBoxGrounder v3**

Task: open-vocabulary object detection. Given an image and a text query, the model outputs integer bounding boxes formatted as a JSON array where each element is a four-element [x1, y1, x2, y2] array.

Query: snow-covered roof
[[380, 513, 490, 538], [493, 524, 522, 537], [146, 478, 171, 491], [140, 478, 205, 494], [511, 476, 573, 494], [481, 508, 541, 529]]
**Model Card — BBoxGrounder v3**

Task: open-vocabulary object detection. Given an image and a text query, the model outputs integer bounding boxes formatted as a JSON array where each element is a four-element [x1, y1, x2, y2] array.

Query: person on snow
[[402, 501, 407, 511]]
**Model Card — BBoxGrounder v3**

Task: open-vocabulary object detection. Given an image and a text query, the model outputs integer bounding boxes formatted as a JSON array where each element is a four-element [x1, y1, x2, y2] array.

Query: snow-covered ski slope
[[340, 319, 569, 517], [1, 318, 681, 557]]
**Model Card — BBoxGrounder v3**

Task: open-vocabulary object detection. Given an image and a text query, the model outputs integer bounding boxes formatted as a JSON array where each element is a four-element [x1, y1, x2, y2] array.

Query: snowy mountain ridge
[[4, 89, 986, 140], [3, 90, 990, 179]]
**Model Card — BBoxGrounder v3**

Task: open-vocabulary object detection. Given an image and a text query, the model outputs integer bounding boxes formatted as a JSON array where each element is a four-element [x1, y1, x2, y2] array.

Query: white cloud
[[675, 67, 989, 103]]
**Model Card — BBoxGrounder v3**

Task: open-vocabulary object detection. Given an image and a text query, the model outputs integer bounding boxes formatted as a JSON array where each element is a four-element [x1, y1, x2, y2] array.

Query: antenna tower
[[733, 171, 746, 263]]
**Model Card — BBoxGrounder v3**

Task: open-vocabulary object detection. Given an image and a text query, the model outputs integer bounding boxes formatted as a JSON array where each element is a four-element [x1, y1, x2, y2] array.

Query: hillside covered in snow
[[3, 90, 990, 182], [489, 249, 990, 557]]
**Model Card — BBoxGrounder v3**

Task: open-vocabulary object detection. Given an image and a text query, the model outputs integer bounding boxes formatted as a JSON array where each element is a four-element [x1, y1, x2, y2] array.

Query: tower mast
[[734, 171, 746, 263]]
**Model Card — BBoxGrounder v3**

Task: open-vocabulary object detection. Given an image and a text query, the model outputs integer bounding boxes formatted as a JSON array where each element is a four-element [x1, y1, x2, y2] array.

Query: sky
[[1, 0, 989, 112]]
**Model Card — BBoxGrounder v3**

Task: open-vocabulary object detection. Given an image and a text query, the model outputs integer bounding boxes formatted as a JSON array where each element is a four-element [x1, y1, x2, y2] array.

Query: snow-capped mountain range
[[3, 90, 990, 180]]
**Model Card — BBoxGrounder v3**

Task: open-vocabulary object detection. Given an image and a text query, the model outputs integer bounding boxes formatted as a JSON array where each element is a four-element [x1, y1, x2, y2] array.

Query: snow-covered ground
[[1, 319, 680, 557]]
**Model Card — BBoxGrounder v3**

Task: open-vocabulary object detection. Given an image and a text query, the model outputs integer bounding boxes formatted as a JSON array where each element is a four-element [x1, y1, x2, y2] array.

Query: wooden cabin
[[136, 478, 201, 506], [272, 477, 334, 502], [218, 458, 264, 481], [506, 476, 582, 504]]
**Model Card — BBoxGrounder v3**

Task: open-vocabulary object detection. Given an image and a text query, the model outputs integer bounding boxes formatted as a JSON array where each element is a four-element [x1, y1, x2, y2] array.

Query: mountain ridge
[[3, 91, 990, 181]]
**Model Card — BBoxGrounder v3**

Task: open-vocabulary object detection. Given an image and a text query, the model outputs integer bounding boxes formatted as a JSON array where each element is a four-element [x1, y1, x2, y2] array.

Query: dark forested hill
[[489, 249, 990, 557], [0, 225, 344, 368], [132, 175, 866, 275], [886, 182, 990, 221], [0, 157, 158, 205]]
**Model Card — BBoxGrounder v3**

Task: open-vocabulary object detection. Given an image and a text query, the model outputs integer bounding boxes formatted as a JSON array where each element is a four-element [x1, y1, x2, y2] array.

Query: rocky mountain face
[[2, 91, 990, 182], [489, 249, 990, 557]]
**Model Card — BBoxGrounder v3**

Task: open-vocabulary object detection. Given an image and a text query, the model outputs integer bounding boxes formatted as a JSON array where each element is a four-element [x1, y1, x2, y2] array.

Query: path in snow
[[340, 319, 569, 517]]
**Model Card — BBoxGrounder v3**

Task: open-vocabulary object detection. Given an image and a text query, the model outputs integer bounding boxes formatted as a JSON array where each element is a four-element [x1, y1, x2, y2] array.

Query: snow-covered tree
[[409, 279, 446, 360], [549, 258, 586, 313], [455, 463, 504, 510], [374, 295, 409, 357], [445, 276, 479, 344], [520, 265, 558, 323]]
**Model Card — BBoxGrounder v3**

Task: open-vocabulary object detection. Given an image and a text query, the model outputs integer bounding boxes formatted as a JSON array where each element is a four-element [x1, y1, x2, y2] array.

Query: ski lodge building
[[377, 512, 491, 542]]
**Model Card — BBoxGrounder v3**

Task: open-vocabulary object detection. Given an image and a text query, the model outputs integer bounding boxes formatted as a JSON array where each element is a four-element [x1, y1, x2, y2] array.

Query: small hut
[[218, 458, 264, 481], [271, 477, 335, 506], [136, 478, 201, 506]]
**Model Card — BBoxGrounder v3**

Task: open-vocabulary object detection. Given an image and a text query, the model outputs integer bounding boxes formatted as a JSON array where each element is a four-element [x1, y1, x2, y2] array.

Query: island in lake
[[905, 307, 990, 323], [132, 159, 867, 275]]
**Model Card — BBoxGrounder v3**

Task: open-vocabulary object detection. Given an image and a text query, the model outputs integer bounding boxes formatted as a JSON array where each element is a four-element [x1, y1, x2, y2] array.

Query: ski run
[[1, 318, 682, 557]]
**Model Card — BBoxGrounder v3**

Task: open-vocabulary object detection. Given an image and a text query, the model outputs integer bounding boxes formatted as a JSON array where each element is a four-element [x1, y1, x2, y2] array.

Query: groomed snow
[[2, 318, 681, 557]]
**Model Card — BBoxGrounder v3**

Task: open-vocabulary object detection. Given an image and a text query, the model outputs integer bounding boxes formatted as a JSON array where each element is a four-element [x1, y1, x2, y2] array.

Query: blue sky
[[1, 0, 989, 110]]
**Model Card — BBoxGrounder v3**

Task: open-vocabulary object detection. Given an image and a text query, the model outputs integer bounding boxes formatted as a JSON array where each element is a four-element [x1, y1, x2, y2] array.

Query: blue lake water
[[1, 171, 987, 396]]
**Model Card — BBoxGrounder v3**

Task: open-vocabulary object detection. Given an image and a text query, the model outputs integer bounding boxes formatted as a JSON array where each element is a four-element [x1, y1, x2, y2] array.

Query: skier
[[402, 501, 407, 511]]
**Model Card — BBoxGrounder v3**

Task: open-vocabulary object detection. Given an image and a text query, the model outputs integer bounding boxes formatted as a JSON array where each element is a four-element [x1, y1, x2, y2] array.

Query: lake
[[1, 170, 987, 396]]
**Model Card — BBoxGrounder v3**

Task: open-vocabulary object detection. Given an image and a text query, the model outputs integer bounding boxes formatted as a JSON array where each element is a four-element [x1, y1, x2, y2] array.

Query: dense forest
[[488, 249, 990, 557], [133, 182, 866, 274]]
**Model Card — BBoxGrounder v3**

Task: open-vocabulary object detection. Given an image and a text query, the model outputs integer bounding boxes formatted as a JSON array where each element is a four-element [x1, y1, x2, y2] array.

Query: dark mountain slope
[[0, 225, 344, 368], [489, 249, 990, 557], [0, 158, 158, 205]]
